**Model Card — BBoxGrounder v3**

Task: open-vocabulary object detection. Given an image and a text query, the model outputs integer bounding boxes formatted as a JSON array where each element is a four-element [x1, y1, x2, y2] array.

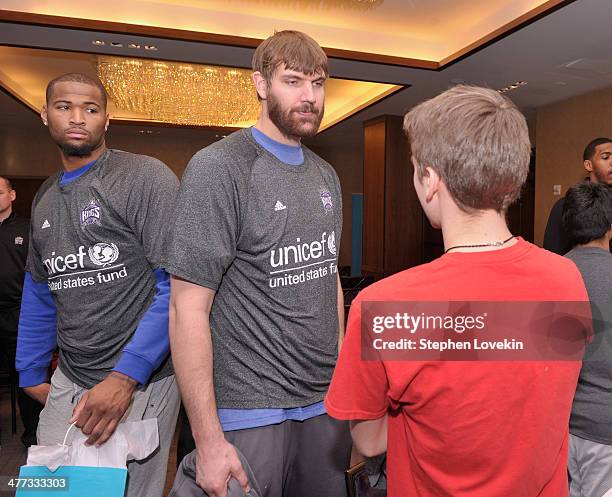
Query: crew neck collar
[[441, 237, 530, 264], [250, 127, 304, 166]]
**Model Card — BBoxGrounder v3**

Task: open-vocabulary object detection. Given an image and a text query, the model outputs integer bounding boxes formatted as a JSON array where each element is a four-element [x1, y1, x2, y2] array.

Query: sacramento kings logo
[[81, 200, 101, 226], [320, 191, 333, 212], [88, 242, 119, 266]]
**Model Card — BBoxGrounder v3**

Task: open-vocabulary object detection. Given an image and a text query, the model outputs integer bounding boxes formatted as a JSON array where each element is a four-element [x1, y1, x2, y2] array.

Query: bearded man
[[165, 30, 350, 497]]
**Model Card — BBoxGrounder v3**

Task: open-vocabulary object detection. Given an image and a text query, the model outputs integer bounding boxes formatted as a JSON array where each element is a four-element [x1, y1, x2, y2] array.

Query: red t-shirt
[[325, 239, 589, 497]]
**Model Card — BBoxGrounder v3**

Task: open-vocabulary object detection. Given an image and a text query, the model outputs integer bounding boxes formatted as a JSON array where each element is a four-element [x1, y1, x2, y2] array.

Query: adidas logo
[[41, 219, 51, 229], [274, 200, 286, 212]]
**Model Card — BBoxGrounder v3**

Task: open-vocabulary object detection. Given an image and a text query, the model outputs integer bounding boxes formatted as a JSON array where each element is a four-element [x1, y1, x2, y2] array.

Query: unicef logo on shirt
[[88, 242, 119, 266], [328, 231, 337, 256]]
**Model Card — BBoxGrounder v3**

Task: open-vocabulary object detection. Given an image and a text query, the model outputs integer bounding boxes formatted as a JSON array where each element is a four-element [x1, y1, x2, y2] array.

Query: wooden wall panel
[[362, 119, 386, 275], [384, 116, 422, 274], [363, 115, 424, 278]]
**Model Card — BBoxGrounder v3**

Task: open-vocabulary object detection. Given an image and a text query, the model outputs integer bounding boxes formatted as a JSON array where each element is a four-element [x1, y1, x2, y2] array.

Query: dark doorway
[[6, 178, 47, 219]]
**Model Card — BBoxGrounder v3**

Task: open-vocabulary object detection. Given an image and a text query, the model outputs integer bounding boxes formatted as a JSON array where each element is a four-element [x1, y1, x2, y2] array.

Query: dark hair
[[0, 176, 13, 190], [46, 73, 108, 108], [563, 181, 612, 246], [583, 137, 612, 161]]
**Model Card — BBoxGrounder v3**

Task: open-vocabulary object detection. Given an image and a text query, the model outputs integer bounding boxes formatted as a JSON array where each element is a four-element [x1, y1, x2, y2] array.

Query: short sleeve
[[26, 234, 47, 282], [332, 167, 343, 244], [163, 150, 240, 291], [26, 188, 50, 283], [325, 297, 390, 420], [122, 160, 179, 269]]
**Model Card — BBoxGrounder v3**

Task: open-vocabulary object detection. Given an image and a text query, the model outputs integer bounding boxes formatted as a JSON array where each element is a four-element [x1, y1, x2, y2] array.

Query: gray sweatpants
[[169, 414, 351, 497], [569, 433, 612, 497], [37, 367, 181, 497]]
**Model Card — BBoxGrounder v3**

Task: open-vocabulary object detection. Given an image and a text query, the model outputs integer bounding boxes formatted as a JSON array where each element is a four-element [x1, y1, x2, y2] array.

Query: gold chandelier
[[96, 56, 260, 127]]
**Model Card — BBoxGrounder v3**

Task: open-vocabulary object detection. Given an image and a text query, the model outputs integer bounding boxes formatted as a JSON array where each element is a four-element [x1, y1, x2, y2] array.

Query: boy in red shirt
[[325, 85, 589, 497]]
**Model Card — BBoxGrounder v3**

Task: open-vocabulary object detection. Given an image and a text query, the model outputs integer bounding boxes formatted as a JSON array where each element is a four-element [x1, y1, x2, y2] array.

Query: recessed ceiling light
[[110, 42, 123, 48], [498, 80, 527, 94], [92, 40, 105, 46], [144, 45, 158, 51], [128, 43, 141, 49]]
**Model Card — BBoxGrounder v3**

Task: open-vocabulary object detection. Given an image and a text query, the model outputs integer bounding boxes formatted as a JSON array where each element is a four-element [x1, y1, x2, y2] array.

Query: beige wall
[[0, 123, 217, 178], [535, 86, 612, 245], [0, 122, 360, 267], [0, 125, 60, 177]]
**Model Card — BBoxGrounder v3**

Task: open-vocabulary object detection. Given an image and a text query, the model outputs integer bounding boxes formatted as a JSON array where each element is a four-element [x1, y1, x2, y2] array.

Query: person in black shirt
[[0, 175, 41, 447], [543, 137, 612, 254]]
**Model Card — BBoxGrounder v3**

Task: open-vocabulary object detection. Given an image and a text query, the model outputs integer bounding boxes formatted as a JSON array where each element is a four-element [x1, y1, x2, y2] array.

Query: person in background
[[563, 181, 612, 497], [16, 73, 180, 497], [543, 137, 612, 254], [0, 176, 42, 447]]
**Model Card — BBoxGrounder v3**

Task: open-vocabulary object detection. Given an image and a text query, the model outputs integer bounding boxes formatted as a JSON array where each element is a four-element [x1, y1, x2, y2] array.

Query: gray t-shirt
[[566, 246, 612, 444], [165, 128, 343, 409], [28, 149, 178, 389]]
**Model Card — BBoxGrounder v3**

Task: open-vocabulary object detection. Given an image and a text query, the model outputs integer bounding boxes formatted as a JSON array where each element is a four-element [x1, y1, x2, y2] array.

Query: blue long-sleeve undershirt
[[112, 268, 170, 385], [17, 273, 57, 387], [17, 268, 171, 387]]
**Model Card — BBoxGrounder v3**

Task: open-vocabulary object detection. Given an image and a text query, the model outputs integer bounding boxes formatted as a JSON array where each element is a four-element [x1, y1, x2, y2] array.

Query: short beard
[[57, 138, 102, 158], [267, 93, 324, 140]]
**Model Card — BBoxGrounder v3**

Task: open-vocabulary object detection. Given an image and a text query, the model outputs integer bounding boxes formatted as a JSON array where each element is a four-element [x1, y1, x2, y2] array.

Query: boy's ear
[[424, 166, 441, 203]]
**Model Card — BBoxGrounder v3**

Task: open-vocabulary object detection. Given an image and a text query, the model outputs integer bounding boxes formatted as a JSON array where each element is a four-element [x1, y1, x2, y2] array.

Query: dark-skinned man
[[543, 137, 612, 254], [16, 73, 180, 497]]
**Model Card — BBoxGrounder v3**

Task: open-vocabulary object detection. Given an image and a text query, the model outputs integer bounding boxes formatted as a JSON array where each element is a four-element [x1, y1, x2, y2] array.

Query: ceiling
[[0, 0, 567, 65], [0, 0, 611, 147]]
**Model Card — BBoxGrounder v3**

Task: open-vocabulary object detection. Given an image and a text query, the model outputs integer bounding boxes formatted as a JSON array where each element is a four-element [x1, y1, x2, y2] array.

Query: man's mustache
[[293, 104, 320, 114]]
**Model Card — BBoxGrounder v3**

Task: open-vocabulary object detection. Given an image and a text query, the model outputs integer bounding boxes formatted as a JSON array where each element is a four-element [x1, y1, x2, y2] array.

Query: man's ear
[[41, 106, 48, 126], [424, 166, 441, 203], [584, 159, 593, 173], [105, 113, 109, 132], [252, 71, 268, 100], [9, 189, 16, 203]]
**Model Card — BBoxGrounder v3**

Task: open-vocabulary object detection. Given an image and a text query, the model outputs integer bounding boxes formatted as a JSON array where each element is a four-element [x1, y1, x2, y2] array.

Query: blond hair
[[404, 85, 531, 212], [252, 30, 328, 82]]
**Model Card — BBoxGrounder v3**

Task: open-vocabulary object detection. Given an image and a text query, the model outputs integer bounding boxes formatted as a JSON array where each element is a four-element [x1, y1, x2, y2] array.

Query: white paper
[[26, 419, 159, 472]]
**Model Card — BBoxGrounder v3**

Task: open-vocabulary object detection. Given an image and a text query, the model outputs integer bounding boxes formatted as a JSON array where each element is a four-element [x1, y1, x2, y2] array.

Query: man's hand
[[196, 438, 250, 497], [169, 278, 250, 496], [24, 383, 50, 405], [70, 371, 137, 446]]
